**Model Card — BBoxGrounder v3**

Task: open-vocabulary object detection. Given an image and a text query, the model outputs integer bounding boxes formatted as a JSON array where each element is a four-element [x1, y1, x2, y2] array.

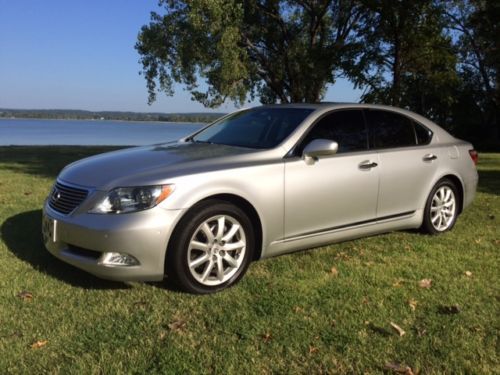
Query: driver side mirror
[[302, 139, 338, 163]]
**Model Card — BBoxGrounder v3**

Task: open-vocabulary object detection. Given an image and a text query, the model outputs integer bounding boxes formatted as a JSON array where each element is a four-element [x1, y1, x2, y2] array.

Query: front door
[[284, 109, 379, 239]]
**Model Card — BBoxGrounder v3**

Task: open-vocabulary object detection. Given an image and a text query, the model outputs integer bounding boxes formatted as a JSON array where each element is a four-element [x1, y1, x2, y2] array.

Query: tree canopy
[[136, 0, 371, 107], [357, 1, 458, 121], [444, 0, 499, 144], [136, 0, 499, 147]]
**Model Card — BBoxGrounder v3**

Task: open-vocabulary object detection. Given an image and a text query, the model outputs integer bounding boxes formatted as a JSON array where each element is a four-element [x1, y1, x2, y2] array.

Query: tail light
[[469, 149, 478, 165]]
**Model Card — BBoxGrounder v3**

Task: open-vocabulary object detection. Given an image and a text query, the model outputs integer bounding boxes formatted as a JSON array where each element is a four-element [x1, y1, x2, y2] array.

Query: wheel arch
[[166, 193, 264, 262]]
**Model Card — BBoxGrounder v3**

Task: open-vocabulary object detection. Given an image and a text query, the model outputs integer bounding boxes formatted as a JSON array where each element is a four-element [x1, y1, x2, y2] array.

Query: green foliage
[[0, 146, 499, 372], [136, 0, 369, 107], [357, 1, 459, 125], [444, 0, 499, 147], [136, 0, 498, 147]]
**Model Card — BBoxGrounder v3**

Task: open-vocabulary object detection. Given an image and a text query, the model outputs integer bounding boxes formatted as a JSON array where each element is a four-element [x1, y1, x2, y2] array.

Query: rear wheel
[[422, 178, 459, 234], [167, 200, 254, 294]]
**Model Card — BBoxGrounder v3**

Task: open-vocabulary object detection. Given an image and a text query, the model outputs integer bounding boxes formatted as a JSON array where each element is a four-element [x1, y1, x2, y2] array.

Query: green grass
[[0, 147, 498, 374]]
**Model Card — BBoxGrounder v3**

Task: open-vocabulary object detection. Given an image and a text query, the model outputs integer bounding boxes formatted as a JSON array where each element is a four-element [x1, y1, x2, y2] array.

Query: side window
[[366, 110, 417, 149], [414, 122, 433, 145], [299, 110, 368, 154]]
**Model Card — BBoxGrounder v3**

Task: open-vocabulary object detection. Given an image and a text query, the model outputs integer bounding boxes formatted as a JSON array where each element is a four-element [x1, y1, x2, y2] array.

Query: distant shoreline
[[0, 108, 225, 124]]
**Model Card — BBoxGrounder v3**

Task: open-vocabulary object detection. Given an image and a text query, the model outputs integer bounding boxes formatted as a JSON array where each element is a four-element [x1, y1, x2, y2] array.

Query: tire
[[166, 200, 254, 294], [421, 178, 460, 235]]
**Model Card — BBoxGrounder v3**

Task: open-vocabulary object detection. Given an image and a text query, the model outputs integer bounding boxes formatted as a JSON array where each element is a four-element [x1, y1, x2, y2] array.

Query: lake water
[[0, 118, 204, 146]]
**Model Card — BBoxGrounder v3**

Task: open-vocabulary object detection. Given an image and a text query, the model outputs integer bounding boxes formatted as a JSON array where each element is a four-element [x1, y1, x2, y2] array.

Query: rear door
[[365, 109, 438, 218]]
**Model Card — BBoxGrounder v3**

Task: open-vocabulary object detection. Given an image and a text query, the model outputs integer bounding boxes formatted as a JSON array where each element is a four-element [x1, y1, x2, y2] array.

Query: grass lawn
[[0, 147, 498, 374]]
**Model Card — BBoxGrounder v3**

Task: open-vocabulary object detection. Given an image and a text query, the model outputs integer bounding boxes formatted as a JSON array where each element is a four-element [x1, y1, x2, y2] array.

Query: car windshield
[[192, 107, 314, 149]]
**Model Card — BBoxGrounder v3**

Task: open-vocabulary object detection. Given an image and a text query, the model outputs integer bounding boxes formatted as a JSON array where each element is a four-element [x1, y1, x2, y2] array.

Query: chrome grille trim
[[48, 181, 89, 215]]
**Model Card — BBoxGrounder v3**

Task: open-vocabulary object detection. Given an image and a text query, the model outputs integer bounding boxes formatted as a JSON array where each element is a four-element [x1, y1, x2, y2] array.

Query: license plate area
[[42, 214, 57, 243]]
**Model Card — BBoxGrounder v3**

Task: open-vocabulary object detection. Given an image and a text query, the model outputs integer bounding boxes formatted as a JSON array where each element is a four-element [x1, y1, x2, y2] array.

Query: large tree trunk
[[391, 36, 401, 106]]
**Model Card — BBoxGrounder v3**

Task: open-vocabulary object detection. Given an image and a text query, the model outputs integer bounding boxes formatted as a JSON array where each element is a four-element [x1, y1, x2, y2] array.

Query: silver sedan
[[42, 104, 478, 293]]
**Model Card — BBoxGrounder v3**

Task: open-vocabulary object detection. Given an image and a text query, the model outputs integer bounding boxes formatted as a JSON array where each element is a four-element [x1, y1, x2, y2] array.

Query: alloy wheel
[[430, 185, 456, 231], [187, 215, 247, 286]]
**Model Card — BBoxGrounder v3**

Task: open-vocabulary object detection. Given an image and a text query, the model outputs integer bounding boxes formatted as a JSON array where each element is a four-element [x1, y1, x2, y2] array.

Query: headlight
[[89, 185, 174, 214]]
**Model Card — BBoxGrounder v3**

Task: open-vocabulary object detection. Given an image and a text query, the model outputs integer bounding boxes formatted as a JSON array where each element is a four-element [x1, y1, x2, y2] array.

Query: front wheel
[[421, 178, 460, 234], [166, 200, 254, 294]]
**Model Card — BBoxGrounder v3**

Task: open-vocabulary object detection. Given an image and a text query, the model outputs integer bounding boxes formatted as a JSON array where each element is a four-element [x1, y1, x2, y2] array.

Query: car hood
[[58, 141, 274, 189]]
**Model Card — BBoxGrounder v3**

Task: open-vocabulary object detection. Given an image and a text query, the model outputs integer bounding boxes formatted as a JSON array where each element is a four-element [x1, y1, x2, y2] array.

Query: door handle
[[423, 154, 437, 161], [359, 161, 378, 169]]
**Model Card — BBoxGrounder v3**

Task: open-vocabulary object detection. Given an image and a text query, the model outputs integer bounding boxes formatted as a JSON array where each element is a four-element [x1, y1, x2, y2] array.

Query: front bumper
[[42, 202, 185, 282]]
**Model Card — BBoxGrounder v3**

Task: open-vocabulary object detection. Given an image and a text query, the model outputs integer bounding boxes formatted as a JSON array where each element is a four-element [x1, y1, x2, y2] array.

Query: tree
[[444, 0, 499, 144], [356, 0, 459, 125], [136, 0, 370, 107]]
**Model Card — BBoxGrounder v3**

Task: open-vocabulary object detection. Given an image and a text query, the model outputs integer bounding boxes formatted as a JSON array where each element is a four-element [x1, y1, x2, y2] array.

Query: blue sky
[[0, 0, 362, 113]]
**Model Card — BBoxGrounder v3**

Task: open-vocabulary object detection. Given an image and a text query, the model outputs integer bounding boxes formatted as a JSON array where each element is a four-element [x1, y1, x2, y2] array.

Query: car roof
[[260, 102, 407, 111], [257, 102, 457, 145], [259, 102, 436, 127]]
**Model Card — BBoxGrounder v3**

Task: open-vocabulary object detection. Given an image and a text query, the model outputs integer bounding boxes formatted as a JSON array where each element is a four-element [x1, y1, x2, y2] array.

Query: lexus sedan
[[42, 104, 478, 293]]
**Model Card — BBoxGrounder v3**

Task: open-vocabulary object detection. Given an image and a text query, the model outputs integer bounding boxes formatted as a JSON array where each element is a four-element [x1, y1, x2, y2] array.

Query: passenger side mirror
[[302, 139, 338, 163]]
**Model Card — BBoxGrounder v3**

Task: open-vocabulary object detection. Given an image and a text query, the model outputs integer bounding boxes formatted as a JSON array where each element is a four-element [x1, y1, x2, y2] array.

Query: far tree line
[[136, 0, 498, 149], [0, 109, 223, 124]]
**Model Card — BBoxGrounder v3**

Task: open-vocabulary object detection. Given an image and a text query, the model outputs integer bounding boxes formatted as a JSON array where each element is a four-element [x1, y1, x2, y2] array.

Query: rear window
[[366, 110, 417, 149]]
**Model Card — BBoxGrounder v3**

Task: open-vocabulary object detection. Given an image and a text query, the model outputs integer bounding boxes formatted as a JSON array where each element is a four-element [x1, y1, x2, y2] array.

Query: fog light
[[100, 252, 139, 266]]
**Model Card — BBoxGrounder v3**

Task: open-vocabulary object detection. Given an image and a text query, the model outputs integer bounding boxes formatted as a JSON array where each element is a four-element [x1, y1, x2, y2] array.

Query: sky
[[0, 0, 363, 113]]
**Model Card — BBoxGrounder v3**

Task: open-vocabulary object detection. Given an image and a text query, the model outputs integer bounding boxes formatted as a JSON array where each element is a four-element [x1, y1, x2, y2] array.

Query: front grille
[[48, 181, 89, 215]]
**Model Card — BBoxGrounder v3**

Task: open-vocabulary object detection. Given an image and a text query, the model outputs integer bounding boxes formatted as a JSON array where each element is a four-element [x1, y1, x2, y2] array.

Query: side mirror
[[303, 139, 338, 162]]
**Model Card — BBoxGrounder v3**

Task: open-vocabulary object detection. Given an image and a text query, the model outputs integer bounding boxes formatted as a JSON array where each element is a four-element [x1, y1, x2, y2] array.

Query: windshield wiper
[[190, 138, 217, 145]]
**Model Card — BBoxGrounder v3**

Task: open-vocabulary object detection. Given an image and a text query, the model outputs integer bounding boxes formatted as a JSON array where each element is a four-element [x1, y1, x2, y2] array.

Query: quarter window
[[300, 110, 368, 154], [414, 122, 433, 145], [366, 110, 417, 149]]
